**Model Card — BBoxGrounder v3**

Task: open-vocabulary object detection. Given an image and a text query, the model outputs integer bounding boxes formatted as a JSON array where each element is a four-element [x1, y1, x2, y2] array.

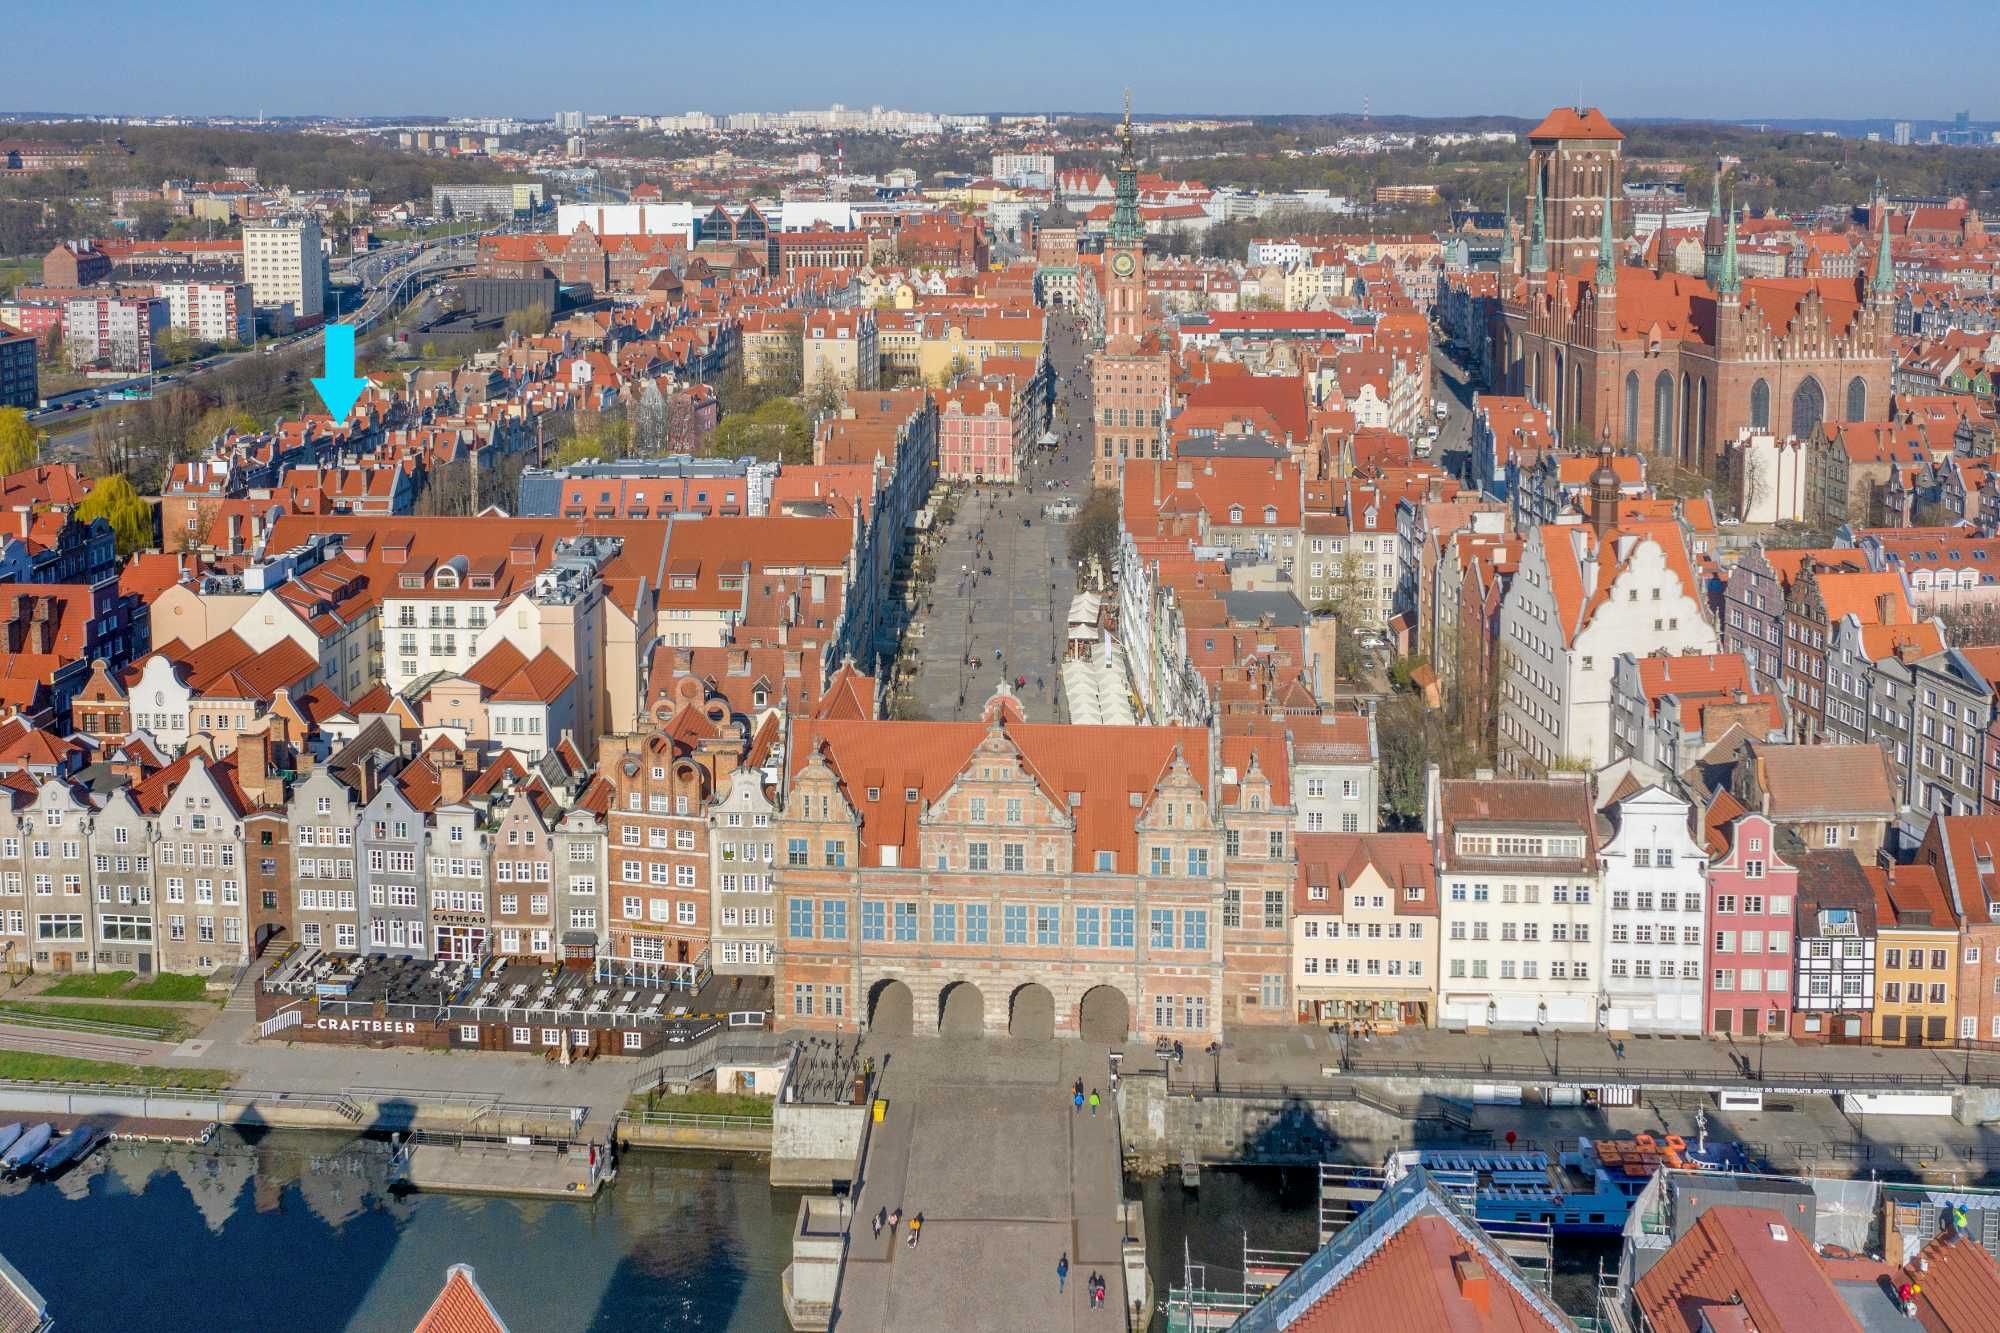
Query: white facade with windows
[[241, 217, 324, 321], [1497, 521, 1717, 775], [1597, 785, 1707, 1034], [1435, 776, 1604, 1029]]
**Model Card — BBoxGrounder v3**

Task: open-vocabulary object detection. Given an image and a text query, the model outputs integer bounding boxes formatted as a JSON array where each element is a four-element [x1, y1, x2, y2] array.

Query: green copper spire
[[1716, 201, 1741, 298], [1528, 169, 1548, 273], [1108, 90, 1141, 248], [1872, 205, 1896, 296], [1595, 179, 1617, 289]]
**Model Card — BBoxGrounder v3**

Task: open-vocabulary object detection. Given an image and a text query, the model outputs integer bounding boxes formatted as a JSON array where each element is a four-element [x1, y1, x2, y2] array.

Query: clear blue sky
[[5, 0, 1984, 123]]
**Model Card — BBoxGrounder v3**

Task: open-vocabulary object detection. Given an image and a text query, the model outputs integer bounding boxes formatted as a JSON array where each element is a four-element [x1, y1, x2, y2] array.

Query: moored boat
[[1384, 1130, 1753, 1235], [31, 1124, 101, 1176], [0, 1123, 52, 1173]]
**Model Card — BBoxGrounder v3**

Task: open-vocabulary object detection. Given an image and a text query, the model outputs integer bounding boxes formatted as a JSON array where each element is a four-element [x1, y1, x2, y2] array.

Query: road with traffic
[[32, 236, 478, 458]]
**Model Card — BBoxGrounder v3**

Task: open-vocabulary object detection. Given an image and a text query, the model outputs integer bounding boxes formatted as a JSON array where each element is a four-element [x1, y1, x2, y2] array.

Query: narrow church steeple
[[1870, 190, 1896, 299], [1716, 199, 1741, 299], [1594, 178, 1617, 289], [1528, 167, 1548, 273]]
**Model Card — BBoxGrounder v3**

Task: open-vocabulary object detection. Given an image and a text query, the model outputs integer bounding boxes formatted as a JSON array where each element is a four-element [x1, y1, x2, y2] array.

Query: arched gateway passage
[[938, 980, 987, 1037], [1009, 982, 1056, 1040], [868, 978, 913, 1038], [1078, 985, 1131, 1045]]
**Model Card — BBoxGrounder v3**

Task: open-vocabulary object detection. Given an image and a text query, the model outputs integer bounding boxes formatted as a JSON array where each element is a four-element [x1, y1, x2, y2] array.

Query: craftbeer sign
[[313, 1017, 417, 1034]]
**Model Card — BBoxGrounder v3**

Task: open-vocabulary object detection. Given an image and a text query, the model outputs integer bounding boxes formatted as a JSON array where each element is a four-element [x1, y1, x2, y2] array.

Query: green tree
[[502, 303, 551, 339], [74, 475, 154, 555], [551, 432, 610, 467], [0, 407, 42, 474], [1310, 549, 1374, 678], [190, 405, 258, 456], [1067, 486, 1121, 576], [711, 397, 811, 464]]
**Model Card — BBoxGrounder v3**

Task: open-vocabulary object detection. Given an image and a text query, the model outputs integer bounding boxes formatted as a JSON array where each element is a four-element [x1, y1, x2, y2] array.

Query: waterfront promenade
[[834, 1038, 1130, 1332]]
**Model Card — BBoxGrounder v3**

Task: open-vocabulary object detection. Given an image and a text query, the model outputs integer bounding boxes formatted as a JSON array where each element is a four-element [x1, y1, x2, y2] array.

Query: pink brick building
[[1703, 808, 1797, 1037]]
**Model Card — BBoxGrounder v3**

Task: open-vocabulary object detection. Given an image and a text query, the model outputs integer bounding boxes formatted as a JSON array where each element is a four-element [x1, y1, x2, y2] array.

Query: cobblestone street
[[904, 309, 1099, 721]]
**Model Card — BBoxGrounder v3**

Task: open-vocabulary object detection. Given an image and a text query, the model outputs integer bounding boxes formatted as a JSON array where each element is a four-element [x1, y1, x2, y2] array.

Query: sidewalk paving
[[1155, 1023, 2000, 1092], [837, 1036, 1128, 1333]]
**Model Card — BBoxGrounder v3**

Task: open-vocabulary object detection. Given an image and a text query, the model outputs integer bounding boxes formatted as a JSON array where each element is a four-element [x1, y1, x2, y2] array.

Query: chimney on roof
[[1453, 1256, 1492, 1316], [438, 748, 464, 806], [238, 726, 274, 806], [1878, 592, 1898, 625]]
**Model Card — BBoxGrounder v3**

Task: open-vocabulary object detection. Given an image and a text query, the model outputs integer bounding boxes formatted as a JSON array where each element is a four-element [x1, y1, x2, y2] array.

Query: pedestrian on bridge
[[1057, 1252, 1069, 1294], [1088, 1089, 1100, 1117]]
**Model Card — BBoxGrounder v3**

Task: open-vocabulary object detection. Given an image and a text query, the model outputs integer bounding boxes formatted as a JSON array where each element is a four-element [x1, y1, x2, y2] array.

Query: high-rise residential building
[[1893, 121, 1913, 146], [241, 217, 324, 322], [158, 282, 254, 345], [63, 295, 169, 371], [0, 327, 36, 408]]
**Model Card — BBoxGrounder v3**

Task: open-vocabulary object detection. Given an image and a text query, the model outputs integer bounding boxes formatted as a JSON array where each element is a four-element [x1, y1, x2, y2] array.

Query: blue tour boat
[[1385, 1128, 1752, 1235]]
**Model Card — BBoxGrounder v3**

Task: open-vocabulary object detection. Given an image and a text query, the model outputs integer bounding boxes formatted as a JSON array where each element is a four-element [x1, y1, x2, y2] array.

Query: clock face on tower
[[1112, 251, 1135, 278]]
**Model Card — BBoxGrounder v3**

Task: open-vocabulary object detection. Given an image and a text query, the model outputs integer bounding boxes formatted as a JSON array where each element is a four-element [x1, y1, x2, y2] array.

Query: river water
[[0, 1132, 1600, 1330]]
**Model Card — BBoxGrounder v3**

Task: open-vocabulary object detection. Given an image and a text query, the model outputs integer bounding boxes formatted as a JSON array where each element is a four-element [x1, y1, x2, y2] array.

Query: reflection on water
[[0, 1130, 793, 1333], [3, 1134, 1612, 1331]]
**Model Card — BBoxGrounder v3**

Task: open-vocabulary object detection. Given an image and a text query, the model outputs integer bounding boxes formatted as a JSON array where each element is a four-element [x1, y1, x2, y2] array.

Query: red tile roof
[[1526, 106, 1624, 141], [413, 1264, 509, 1333], [1636, 1206, 1860, 1333], [789, 715, 1209, 874]]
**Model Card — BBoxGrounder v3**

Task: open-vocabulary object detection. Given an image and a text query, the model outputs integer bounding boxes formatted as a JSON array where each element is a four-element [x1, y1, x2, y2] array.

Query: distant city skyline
[[3, 0, 1991, 125]]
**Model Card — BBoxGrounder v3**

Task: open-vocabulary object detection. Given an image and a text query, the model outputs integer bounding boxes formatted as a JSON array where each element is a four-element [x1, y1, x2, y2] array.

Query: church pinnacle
[[1871, 202, 1895, 297], [1528, 169, 1548, 273], [1594, 178, 1616, 289], [1716, 198, 1741, 298]]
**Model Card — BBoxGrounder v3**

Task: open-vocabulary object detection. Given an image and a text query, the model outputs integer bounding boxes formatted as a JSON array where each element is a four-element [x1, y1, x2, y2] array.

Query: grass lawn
[[627, 1089, 776, 1121], [0, 1000, 196, 1040], [124, 973, 217, 1003], [0, 1050, 231, 1091], [40, 971, 137, 998]]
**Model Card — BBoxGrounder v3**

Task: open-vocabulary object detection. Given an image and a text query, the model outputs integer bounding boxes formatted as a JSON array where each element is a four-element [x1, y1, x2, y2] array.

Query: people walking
[[873, 1206, 885, 1238], [1057, 1252, 1069, 1294], [1073, 1079, 1084, 1113], [888, 1206, 902, 1235], [907, 1213, 923, 1247], [1088, 1088, 1101, 1117]]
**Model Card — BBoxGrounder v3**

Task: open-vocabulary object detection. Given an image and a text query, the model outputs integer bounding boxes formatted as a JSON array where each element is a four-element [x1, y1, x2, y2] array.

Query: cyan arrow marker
[[311, 323, 367, 422]]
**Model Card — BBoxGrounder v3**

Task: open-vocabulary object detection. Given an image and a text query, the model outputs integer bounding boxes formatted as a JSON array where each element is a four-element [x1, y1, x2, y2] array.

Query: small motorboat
[[32, 1124, 101, 1176], [0, 1124, 20, 1156], [1, 1123, 52, 1173]]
